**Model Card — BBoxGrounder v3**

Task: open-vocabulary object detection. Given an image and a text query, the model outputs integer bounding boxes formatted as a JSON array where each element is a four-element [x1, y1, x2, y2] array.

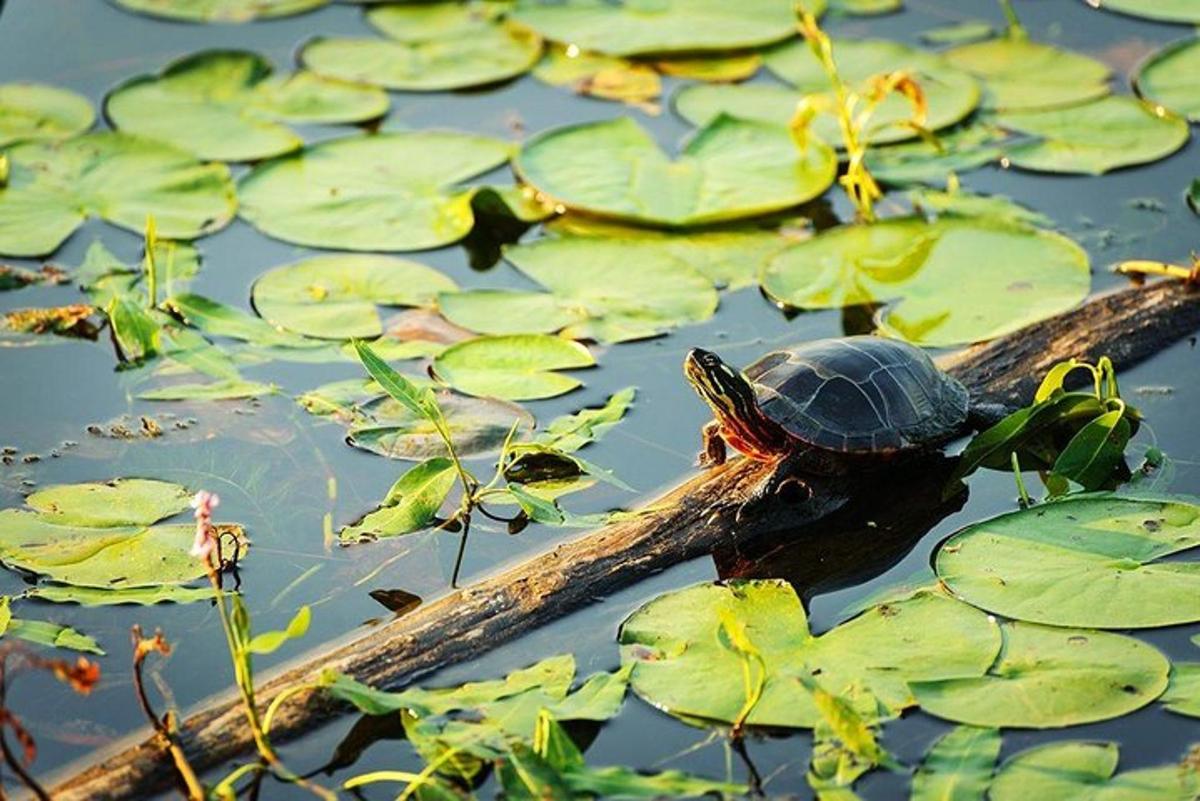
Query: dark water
[[0, 0, 1198, 797]]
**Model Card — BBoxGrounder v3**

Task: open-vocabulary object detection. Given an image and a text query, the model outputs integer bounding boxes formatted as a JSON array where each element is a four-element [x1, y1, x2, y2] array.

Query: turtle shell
[[744, 336, 968, 454]]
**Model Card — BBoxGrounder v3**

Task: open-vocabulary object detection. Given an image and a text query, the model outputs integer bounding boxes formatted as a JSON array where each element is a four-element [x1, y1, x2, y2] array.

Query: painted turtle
[[684, 336, 974, 473]]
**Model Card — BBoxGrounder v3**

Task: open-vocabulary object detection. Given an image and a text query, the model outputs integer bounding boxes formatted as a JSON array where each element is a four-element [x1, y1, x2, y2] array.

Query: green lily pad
[[654, 52, 762, 83], [137, 378, 277, 401], [25, 584, 218, 606], [545, 216, 795, 290], [866, 123, 1008, 186], [26, 478, 190, 527], [943, 35, 1110, 111], [509, 0, 811, 57], [920, 21, 995, 45], [111, 0, 329, 22], [440, 237, 718, 343], [830, 0, 901, 15], [515, 116, 836, 227], [618, 581, 1000, 729], [106, 50, 388, 162], [911, 726, 1000, 801], [302, 2, 542, 92], [911, 621, 1169, 728], [760, 216, 1090, 347], [1162, 663, 1200, 718], [0, 83, 94, 147], [251, 255, 457, 340], [1135, 37, 1200, 123], [936, 494, 1200, 629], [237, 131, 513, 251], [348, 391, 533, 461], [0, 132, 236, 257], [990, 742, 1198, 801], [996, 96, 1190, 175], [433, 335, 595, 400], [533, 45, 662, 106], [1084, 0, 1200, 24]]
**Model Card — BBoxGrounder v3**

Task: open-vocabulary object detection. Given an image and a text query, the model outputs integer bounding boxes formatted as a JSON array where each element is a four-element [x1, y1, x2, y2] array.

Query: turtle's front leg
[[698, 420, 727, 467]]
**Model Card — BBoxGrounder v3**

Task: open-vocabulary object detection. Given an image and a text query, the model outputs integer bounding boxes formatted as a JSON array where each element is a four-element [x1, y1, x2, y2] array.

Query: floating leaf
[[654, 53, 762, 83], [989, 742, 1198, 801], [533, 45, 661, 106], [761, 216, 1090, 347], [3, 616, 104, 654], [1135, 37, 1200, 123], [908, 187, 1052, 227], [509, 0, 809, 57], [943, 35, 1110, 111], [340, 457, 457, 542], [302, 2, 542, 92], [618, 581, 1000, 729], [0, 132, 236, 257], [829, 0, 901, 15], [866, 123, 1007, 186], [25, 584, 217, 606], [237, 132, 513, 251], [911, 726, 1000, 801], [1162, 662, 1200, 718], [348, 392, 533, 461], [920, 21, 995, 45], [27, 478, 190, 527], [433, 335, 595, 400], [165, 293, 319, 350], [112, 0, 329, 22], [106, 50, 387, 162], [912, 621, 1168, 728], [1084, 0, 1200, 24], [996, 96, 1190, 175], [442, 237, 718, 343], [936, 494, 1200, 629], [516, 116, 836, 227], [0, 83, 93, 147], [251, 255, 457, 340], [534, 387, 635, 453]]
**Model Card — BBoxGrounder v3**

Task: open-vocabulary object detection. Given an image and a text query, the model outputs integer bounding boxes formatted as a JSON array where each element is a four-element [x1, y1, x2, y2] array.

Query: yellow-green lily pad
[[111, 0, 329, 22], [1135, 37, 1200, 123], [943, 34, 1110, 111], [0, 83, 93, 147], [433, 335, 595, 400]]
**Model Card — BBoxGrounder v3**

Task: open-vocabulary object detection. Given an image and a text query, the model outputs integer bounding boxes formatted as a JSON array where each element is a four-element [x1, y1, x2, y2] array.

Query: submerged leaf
[[433, 335, 595, 400], [509, 0, 808, 57], [936, 494, 1200, 629], [302, 2, 541, 92], [106, 50, 387, 162], [761, 216, 1090, 347], [252, 255, 456, 340], [0, 83, 93, 147], [516, 116, 836, 227], [0, 132, 236, 257], [137, 379, 276, 401], [238, 132, 513, 252], [996, 96, 1190, 175]]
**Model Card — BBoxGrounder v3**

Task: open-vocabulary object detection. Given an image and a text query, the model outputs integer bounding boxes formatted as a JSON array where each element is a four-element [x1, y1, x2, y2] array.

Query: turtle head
[[684, 348, 759, 424]]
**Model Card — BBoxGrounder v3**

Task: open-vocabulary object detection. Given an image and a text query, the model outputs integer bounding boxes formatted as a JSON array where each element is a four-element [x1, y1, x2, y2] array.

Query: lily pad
[[1161, 663, 1200, 718], [302, 2, 542, 92], [1135, 37, 1200, 123], [251, 255, 457, 340], [509, 0, 809, 57], [440, 237, 718, 343], [654, 53, 762, 83], [943, 35, 1110, 111], [533, 45, 661, 106], [1084, 0, 1200, 24], [137, 378, 277, 401], [26, 478, 190, 527], [433, 335, 595, 400], [349, 391, 534, 461], [515, 116, 836, 227], [866, 123, 1008, 186], [25, 584, 218, 606], [618, 581, 1000, 729], [111, 0, 329, 22], [935, 494, 1200, 629], [911, 726, 1000, 801], [0, 132, 236, 257], [760, 216, 1090, 347], [996, 96, 1190, 175], [0, 83, 94, 147], [237, 131, 513, 251], [830, 0, 901, 15], [911, 622, 1169, 728], [106, 50, 388, 162], [989, 742, 1198, 801]]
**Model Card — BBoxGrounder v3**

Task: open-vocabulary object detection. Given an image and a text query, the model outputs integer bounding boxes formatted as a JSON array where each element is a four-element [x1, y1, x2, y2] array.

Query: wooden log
[[48, 279, 1200, 800]]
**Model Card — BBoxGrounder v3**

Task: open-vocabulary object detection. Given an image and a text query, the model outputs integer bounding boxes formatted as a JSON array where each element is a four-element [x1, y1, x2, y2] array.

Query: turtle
[[684, 336, 990, 474]]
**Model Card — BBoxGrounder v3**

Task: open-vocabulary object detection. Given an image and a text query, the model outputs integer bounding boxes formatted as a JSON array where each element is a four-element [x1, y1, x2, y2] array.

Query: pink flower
[[189, 490, 220, 562]]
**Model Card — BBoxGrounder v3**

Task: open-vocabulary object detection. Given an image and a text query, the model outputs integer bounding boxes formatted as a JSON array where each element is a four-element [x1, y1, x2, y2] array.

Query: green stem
[[998, 0, 1026, 37]]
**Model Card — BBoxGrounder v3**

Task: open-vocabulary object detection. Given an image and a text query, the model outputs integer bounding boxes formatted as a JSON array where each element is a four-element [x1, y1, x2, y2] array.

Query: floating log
[[49, 279, 1200, 800]]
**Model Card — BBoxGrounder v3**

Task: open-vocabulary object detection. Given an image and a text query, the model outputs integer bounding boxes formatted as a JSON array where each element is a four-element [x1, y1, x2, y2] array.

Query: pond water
[[1, 0, 1198, 797]]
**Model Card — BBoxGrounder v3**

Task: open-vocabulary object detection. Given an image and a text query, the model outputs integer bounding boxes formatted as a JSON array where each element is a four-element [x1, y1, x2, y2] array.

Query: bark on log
[[48, 279, 1200, 801]]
